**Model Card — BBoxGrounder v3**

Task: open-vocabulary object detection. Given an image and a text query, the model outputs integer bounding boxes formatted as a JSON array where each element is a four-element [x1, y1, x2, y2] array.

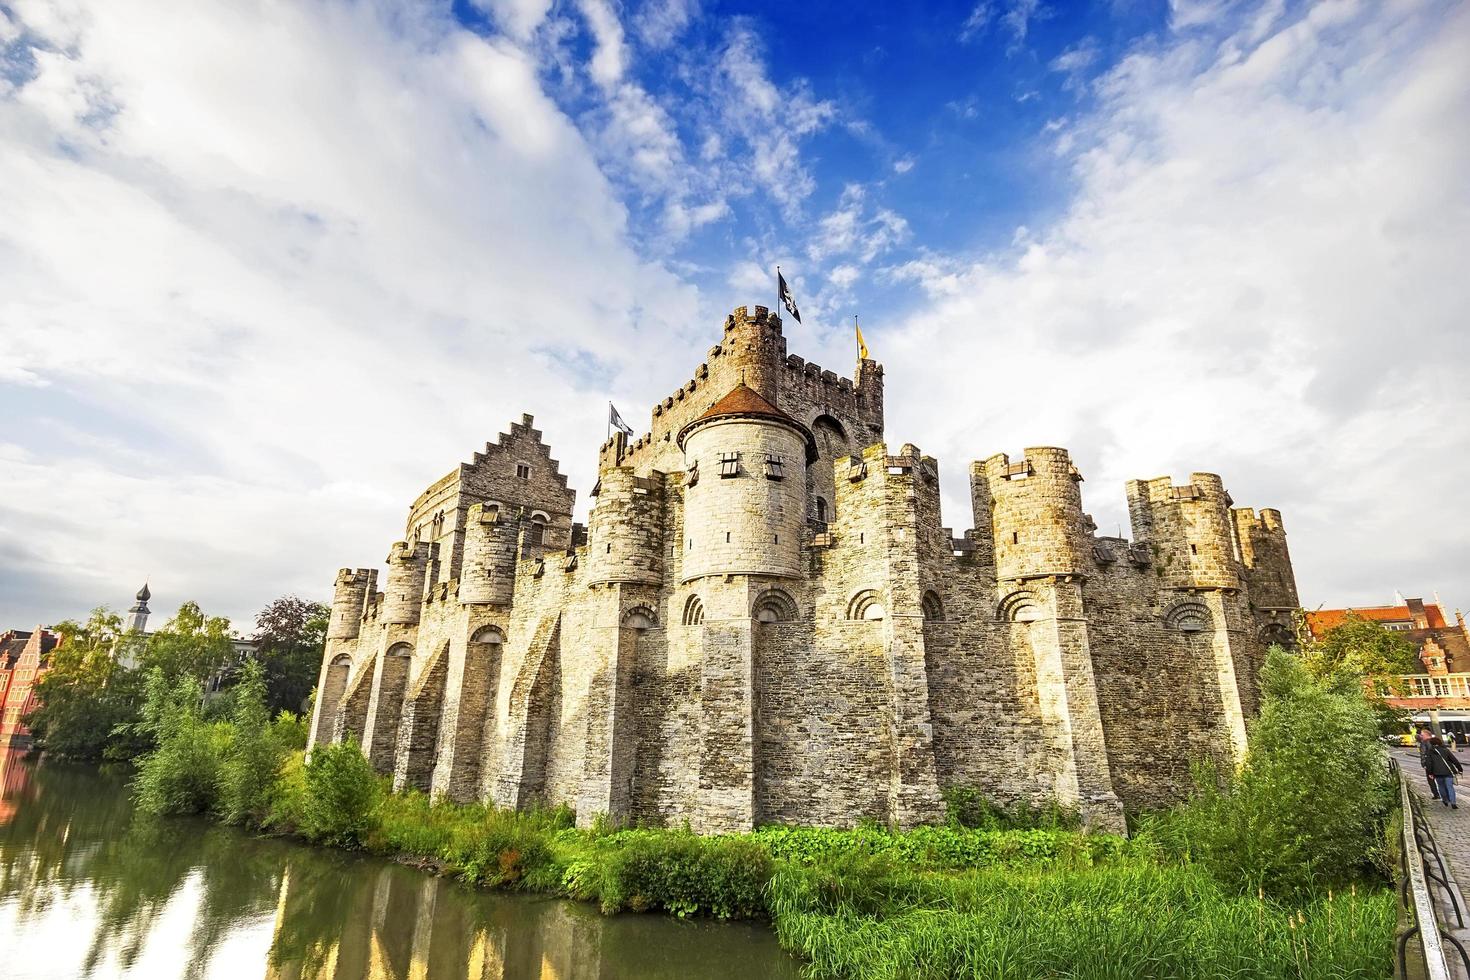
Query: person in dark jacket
[[1419, 727, 1441, 799], [1427, 736, 1464, 808]]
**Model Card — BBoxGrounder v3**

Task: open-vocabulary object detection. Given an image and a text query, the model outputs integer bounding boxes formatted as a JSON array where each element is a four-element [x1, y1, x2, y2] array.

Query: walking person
[[1426, 735, 1464, 808], [1420, 726, 1442, 800]]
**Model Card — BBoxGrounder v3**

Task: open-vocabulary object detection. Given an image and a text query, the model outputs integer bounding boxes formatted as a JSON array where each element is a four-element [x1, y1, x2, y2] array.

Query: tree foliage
[[29, 601, 240, 761], [1299, 612, 1421, 685], [1148, 649, 1394, 898], [251, 596, 329, 716], [140, 601, 236, 686], [28, 608, 147, 760]]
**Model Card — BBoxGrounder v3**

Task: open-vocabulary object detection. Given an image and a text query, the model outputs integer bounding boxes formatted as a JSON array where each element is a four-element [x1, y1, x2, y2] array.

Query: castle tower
[[125, 583, 151, 633], [328, 569, 374, 640], [1231, 507, 1299, 610], [677, 383, 815, 583], [459, 503, 518, 605], [980, 448, 1090, 582], [586, 468, 665, 586], [1127, 474, 1241, 591], [381, 541, 432, 625], [720, 307, 787, 405]]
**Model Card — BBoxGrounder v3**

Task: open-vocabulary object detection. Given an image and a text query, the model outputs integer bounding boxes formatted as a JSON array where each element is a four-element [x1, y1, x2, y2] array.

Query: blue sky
[[1, 0, 1468, 631]]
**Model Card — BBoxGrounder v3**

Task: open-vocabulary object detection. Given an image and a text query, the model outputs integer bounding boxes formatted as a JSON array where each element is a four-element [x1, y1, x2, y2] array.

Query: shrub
[[593, 829, 774, 919], [754, 824, 1124, 872], [133, 669, 229, 815], [942, 786, 1080, 831], [298, 738, 382, 847], [217, 661, 300, 827], [1146, 650, 1394, 898]]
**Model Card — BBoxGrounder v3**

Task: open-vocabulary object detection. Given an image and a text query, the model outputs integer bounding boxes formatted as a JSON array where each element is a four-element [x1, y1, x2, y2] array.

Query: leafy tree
[[132, 667, 227, 815], [28, 608, 147, 760], [1299, 612, 1421, 685], [251, 596, 329, 715], [140, 601, 236, 686], [1149, 650, 1394, 898]]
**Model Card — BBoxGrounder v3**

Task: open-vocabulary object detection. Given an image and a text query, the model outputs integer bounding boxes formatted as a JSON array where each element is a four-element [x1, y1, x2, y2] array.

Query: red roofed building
[[0, 628, 60, 746], [1308, 596, 1470, 740]]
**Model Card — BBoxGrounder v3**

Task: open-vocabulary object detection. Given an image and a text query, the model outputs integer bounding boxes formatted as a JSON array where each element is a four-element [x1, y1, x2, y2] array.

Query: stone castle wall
[[307, 305, 1302, 833]]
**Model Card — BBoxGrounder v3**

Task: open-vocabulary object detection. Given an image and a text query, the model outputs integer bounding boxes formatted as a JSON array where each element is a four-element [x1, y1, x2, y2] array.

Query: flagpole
[[775, 265, 780, 320]]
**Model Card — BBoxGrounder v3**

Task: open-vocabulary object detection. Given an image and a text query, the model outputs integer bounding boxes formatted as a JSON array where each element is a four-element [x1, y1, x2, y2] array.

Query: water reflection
[[0, 750, 798, 979]]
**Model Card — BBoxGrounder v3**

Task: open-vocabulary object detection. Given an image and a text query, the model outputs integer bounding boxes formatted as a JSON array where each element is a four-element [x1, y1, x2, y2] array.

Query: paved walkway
[[1396, 747, 1470, 977]]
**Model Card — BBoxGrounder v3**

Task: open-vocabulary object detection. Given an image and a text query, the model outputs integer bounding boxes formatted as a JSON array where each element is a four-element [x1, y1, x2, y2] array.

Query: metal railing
[[1395, 758, 1470, 979]]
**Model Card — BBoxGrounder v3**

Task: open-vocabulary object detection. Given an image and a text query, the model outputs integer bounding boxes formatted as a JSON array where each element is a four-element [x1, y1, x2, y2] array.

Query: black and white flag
[[608, 402, 634, 438], [777, 268, 802, 323]]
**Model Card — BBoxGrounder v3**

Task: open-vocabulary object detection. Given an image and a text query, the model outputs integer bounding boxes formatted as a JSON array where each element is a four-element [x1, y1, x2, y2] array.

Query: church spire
[[126, 582, 151, 633]]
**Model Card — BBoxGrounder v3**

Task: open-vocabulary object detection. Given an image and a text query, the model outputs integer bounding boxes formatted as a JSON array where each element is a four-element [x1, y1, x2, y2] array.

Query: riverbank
[[357, 786, 1394, 979]]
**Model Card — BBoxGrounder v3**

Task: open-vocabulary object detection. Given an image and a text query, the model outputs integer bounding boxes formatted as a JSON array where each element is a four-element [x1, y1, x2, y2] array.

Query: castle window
[[528, 521, 545, 546], [687, 460, 699, 487], [764, 454, 785, 480], [516, 463, 531, 479], [1165, 602, 1211, 634], [1012, 532, 1019, 545], [754, 589, 798, 623], [922, 591, 945, 622], [622, 606, 657, 631], [726, 531, 731, 543], [683, 595, 705, 625], [814, 497, 828, 522], [847, 590, 885, 621], [719, 452, 740, 477]]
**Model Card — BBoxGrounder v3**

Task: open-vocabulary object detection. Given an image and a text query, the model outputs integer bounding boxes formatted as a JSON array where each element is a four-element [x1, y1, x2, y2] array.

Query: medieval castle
[[307, 306, 1300, 833]]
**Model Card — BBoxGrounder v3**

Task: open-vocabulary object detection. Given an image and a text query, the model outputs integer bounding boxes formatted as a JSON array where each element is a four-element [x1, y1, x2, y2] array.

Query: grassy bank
[[126, 654, 1398, 979]]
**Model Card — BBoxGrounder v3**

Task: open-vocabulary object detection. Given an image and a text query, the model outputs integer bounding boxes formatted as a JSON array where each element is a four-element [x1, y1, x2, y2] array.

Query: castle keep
[[307, 306, 1300, 833]]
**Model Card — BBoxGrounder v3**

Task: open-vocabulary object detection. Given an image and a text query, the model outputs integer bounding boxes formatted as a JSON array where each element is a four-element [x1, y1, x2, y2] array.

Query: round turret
[[382, 541, 432, 625], [984, 447, 1089, 582], [678, 383, 814, 582], [460, 502, 518, 604], [586, 468, 665, 586], [328, 568, 373, 640]]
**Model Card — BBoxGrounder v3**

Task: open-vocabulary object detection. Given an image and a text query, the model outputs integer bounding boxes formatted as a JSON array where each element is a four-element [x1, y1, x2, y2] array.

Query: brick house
[[0, 628, 60, 746]]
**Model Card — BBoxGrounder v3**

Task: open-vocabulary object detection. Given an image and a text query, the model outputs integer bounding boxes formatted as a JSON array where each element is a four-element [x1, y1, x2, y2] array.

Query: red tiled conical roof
[[677, 383, 817, 462], [692, 383, 798, 427]]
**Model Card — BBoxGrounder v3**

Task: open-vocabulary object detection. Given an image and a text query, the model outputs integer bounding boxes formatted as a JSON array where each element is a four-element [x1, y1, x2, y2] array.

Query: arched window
[[847, 589, 885, 621], [470, 625, 505, 646], [921, 591, 945, 622], [622, 606, 657, 631], [683, 595, 705, 626], [386, 642, 413, 659], [814, 496, 828, 522], [1165, 602, 1211, 634], [753, 589, 799, 623], [998, 590, 1043, 623]]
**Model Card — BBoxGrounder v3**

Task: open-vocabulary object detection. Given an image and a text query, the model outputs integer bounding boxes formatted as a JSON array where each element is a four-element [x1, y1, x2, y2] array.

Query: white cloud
[[893, 156, 915, 174], [635, 0, 700, 49], [0, 0, 704, 626], [711, 25, 836, 209], [577, 0, 627, 89], [473, 0, 555, 42], [1050, 37, 1101, 90], [808, 184, 911, 264], [883, 0, 1470, 611]]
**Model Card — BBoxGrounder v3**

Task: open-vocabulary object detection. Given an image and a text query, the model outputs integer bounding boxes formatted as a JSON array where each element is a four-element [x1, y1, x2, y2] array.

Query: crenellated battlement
[[1127, 473, 1240, 591]]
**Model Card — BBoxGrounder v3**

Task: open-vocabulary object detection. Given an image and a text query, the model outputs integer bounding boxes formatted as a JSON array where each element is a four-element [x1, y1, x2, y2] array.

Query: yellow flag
[[856, 323, 870, 360]]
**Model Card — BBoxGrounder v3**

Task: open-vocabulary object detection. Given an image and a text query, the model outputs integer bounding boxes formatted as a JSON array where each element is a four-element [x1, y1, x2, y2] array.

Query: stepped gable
[[677, 382, 818, 462]]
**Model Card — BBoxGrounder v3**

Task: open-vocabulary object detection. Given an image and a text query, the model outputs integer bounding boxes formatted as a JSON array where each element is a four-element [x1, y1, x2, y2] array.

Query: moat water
[[0, 748, 801, 979]]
